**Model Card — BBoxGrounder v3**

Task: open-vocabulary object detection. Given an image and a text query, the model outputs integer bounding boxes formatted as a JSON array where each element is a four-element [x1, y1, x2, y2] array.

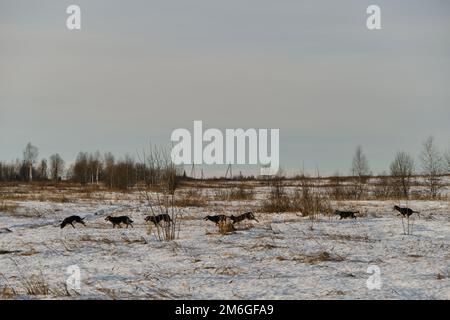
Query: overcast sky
[[1, 0, 449, 176]]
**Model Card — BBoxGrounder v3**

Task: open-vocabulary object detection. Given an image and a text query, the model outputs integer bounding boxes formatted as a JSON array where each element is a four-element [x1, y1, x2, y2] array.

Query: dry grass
[[79, 235, 115, 245], [97, 287, 120, 299], [321, 232, 372, 243], [259, 177, 331, 217], [0, 284, 17, 299], [0, 201, 19, 214], [436, 271, 448, 280], [277, 251, 345, 264], [22, 273, 50, 296], [259, 178, 291, 213], [214, 266, 242, 276], [174, 195, 207, 207], [174, 189, 207, 207], [11, 207, 50, 218], [214, 185, 255, 201]]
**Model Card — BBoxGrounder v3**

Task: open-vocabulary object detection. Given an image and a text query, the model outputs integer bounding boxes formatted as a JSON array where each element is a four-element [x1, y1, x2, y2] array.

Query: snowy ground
[[0, 184, 449, 300]]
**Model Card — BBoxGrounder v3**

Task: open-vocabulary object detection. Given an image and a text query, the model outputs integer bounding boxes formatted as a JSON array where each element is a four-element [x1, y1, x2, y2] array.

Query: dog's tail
[[81, 217, 85, 220]]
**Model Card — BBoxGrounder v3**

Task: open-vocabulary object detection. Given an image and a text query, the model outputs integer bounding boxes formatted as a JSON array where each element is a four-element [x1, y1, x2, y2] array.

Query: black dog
[[203, 215, 228, 225], [145, 214, 173, 226], [105, 216, 134, 228], [230, 212, 259, 224], [334, 210, 358, 220], [394, 205, 419, 218], [60, 215, 86, 229]]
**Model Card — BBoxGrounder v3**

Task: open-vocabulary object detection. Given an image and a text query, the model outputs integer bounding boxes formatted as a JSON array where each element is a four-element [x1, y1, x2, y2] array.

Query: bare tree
[[420, 136, 445, 198], [73, 152, 89, 184], [351, 145, 371, 199], [103, 152, 115, 189], [91, 151, 102, 185], [390, 151, 415, 198], [138, 146, 183, 241], [445, 149, 450, 174], [49, 154, 65, 182], [23, 143, 38, 182], [38, 159, 48, 180]]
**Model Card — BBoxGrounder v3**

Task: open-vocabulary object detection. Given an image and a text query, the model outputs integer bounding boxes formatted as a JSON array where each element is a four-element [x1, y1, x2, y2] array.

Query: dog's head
[[60, 221, 67, 229], [203, 216, 211, 221], [393, 205, 400, 211], [105, 216, 112, 221], [246, 212, 258, 222]]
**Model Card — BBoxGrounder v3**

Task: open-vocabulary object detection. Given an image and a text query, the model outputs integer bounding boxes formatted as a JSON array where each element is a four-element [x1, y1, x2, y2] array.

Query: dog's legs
[[71, 223, 75, 228]]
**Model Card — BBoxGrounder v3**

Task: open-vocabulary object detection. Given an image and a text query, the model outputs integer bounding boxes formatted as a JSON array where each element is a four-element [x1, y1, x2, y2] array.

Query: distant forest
[[1, 138, 449, 198]]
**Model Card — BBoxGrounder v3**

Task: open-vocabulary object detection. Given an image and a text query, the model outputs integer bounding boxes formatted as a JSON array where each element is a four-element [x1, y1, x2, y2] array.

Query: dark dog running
[[230, 212, 259, 224], [334, 210, 358, 220], [145, 214, 173, 226], [60, 215, 86, 229], [203, 215, 228, 225], [105, 216, 134, 228], [394, 205, 419, 218]]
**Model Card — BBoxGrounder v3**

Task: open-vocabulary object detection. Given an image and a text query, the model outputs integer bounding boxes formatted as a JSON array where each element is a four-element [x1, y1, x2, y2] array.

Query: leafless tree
[[420, 136, 445, 198], [23, 143, 38, 182], [390, 151, 415, 198], [445, 149, 450, 174], [73, 152, 89, 184], [103, 152, 115, 189], [49, 154, 65, 182], [90, 151, 102, 185], [351, 145, 371, 199], [138, 146, 183, 241], [38, 159, 48, 180]]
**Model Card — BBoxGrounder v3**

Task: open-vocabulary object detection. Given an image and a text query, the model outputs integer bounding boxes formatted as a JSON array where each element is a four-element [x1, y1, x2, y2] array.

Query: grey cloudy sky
[[1, 0, 449, 176]]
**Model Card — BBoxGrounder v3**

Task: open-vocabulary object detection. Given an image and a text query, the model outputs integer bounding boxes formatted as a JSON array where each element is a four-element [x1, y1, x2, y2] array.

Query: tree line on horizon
[[0, 137, 449, 197]]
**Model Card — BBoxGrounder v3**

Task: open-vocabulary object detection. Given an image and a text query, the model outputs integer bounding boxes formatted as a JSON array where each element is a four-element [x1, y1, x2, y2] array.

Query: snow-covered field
[[0, 183, 449, 300]]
